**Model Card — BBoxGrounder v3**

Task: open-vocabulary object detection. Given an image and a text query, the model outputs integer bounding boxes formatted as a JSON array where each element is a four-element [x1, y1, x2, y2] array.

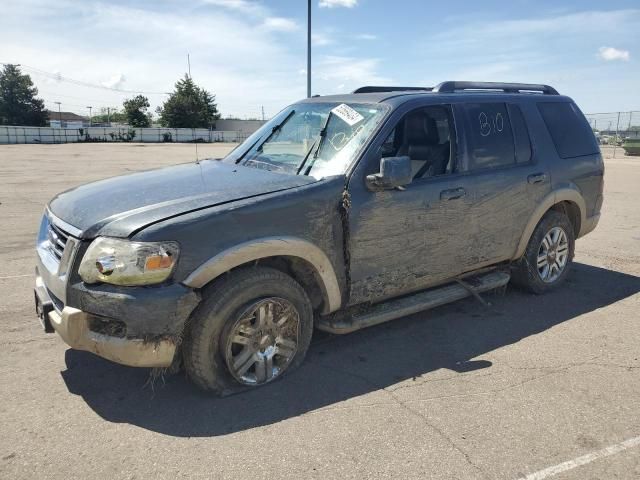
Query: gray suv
[[34, 81, 603, 394]]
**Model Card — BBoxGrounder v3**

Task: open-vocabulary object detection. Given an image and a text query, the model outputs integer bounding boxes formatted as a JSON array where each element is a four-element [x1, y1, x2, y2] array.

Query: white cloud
[[101, 73, 126, 89], [319, 0, 358, 8], [0, 0, 307, 117], [312, 32, 334, 46], [597, 46, 630, 61], [200, 0, 265, 16], [432, 9, 640, 48], [422, 9, 640, 79], [419, 9, 640, 112], [355, 33, 377, 40], [261, 17, 299, 32], [315, 55, 391, 92]]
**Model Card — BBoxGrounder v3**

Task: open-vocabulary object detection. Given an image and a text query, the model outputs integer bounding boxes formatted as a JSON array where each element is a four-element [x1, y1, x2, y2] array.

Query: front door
[[346, 103, 477, 306]]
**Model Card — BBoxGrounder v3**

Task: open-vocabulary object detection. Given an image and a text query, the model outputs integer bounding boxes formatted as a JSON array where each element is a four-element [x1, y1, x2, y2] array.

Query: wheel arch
[[182, 237, 342, 314], [514, 188, 586, 260]]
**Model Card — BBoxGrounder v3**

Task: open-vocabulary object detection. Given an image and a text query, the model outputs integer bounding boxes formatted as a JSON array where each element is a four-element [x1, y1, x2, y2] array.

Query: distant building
[[214, 119, 266, 134], [46, 110, 89, 128]]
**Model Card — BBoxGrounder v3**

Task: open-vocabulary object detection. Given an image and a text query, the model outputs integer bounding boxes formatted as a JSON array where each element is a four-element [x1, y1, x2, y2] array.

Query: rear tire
[[183, 266, 313, 394], [512, 210, 575, 294]]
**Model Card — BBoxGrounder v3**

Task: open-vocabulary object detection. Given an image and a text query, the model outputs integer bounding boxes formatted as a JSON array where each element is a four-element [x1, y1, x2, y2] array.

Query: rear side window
[[538, 102, 598, 158], [507, 104, 532, 164], [463, 103, 515, 170]]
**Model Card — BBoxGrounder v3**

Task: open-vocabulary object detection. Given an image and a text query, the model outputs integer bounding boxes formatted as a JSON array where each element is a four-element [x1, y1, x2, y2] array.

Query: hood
[[48, 160, 316, 238]]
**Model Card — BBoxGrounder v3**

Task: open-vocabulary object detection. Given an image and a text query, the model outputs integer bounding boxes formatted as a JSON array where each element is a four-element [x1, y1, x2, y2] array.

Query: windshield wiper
[[296, 112, 332, 175], [234, 136, 262, 164], [235, 109, 296, 164], [256, 109, 296, 153]]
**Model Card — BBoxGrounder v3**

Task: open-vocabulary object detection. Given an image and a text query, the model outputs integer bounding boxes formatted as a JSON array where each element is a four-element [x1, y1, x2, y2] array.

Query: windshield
[[223, 102, 387, 178]]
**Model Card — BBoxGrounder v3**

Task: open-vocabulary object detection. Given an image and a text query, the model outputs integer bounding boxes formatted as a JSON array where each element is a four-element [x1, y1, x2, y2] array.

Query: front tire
[[512, 210, 575, 294], [183, 266, 314, 394]]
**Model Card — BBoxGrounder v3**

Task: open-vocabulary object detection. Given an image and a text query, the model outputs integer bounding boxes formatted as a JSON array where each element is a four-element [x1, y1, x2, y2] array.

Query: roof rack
[[351, 82, 559, 96], [352, 86, 432, 94], [432, 81, 559, 95]]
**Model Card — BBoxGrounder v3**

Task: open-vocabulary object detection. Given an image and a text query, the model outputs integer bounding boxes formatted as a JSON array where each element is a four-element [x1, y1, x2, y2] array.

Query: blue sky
[[1, 0, 638, 118]]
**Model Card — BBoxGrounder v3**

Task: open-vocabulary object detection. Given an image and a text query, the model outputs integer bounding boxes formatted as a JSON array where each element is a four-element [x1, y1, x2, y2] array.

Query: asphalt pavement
[[0, 143, 638, 479]]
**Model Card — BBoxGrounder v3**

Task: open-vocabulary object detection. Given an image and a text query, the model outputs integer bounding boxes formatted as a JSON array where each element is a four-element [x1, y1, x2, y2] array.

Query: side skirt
[[316, 270, 510, 334]]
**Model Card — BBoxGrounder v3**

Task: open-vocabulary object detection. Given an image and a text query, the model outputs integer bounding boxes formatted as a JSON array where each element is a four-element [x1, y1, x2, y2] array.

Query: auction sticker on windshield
[[331, 104, 364, 126]]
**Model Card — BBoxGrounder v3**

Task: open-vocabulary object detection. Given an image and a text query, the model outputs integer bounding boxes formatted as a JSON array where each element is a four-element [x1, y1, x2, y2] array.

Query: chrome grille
[[37, 211, 81, 305], [48, 221, 70, 261]]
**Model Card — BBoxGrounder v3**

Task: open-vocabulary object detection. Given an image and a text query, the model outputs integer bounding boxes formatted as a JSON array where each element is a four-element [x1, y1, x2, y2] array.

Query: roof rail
[[433, 81, 559, 95], [352, 86, 433, 94]]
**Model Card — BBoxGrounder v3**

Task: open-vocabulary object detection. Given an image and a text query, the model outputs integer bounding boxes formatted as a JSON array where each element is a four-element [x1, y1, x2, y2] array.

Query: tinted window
[[538, 102, 598, 159], [464, 103, 515, 170], [507, 104, 532, 164], [379, 105, 455, 179]]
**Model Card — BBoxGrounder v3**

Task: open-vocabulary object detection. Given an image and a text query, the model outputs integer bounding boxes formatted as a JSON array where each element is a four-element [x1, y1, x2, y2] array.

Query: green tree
[[91, 107, 127, 125], [122, 95, 151, 127], [158, 75, 220, 128], [0, 64, 48, 126]]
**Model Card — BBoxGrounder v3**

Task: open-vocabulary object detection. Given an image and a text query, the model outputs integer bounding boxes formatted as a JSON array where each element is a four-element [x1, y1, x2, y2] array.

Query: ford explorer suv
[[34, 81, 603, 394]]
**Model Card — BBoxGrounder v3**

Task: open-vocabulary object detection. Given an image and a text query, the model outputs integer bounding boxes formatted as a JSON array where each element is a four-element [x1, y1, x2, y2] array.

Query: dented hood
[[48, 160, 316, 238]]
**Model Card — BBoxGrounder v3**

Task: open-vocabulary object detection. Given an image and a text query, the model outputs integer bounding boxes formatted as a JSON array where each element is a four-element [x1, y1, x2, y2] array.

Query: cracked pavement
[[0, 144, 639, 479]]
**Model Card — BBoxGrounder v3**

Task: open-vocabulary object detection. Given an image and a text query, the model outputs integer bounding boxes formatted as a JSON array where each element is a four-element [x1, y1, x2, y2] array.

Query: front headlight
[[78, 237, 179, 286]]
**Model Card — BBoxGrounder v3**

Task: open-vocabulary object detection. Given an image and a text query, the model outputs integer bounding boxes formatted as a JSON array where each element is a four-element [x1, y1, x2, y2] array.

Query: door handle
[[440, 187, 466, 201], [527, 173, 547, 184]]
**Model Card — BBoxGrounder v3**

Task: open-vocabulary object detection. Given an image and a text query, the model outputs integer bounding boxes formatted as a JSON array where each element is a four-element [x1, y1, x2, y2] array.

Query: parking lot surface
[[0, 143, 638, 479]]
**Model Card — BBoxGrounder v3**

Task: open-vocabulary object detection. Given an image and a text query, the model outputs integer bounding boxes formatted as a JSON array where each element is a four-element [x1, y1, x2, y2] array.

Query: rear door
[[453, 101, 550, 266]]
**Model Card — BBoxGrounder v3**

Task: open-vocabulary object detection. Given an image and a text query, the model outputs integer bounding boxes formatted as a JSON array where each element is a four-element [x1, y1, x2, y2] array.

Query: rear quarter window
[[537, 102, 599, 159]]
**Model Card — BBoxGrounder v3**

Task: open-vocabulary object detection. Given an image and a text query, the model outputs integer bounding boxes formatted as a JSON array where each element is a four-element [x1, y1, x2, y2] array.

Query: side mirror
[[366, 156, 412, 190]]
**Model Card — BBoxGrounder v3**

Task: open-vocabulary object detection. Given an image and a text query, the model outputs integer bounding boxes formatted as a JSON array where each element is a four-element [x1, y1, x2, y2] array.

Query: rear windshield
[[537, 102, 599, 159]]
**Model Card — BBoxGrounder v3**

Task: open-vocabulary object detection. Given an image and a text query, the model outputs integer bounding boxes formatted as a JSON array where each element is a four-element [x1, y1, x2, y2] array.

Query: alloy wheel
[[536, 226, 569, 283], [223, 297, 300, 386]]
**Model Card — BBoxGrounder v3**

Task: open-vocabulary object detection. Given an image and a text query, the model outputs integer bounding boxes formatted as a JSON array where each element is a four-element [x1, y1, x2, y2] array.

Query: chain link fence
[[584, 111, 640, 143], [0, 126, 252, 144], [2, 111, 639, 153]]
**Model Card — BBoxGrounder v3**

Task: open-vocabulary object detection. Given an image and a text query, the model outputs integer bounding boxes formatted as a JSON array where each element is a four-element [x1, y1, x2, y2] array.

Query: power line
[[42, 100, 115, 113], [42, 98, 116, 110], [37, 88, 130, 104], [1, 62, 170, 95]]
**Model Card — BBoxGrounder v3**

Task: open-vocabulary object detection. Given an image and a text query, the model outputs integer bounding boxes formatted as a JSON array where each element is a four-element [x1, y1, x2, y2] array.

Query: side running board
[[317, 271, 510, 334]]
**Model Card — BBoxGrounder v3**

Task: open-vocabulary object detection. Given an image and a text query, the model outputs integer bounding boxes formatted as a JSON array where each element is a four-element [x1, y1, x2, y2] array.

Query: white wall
[[214, 119, 266, 133], [0, 126, 250, 144]]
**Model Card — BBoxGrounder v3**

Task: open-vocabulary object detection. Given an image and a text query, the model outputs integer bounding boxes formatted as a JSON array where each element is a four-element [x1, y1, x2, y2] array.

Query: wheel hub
[[537, 226, 569, 283], [259, 333, 275, 351], [223, 298, 300, 386]]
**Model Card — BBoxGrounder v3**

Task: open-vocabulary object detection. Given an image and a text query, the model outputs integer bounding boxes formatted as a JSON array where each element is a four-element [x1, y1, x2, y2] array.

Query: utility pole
[[107, 107, 111, 126], [87, 106, 92, 126], [307, 0, 311, 98], [54, 102, 62, 125], [187, 53, 191, 78], [261, 105, 265, 121]]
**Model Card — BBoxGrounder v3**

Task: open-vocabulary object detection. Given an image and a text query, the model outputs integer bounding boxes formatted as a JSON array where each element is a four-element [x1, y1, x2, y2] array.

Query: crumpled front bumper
[[49, 306, 177, 368], [35, 276, 177, 368]]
